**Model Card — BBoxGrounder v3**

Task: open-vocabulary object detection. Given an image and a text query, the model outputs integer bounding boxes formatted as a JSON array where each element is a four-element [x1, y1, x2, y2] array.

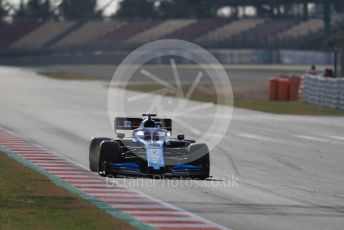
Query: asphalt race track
[[1, 66, 344, 230]]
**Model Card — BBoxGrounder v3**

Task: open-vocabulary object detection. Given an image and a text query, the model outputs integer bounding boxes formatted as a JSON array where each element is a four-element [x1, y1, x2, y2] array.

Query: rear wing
[[115, 117, 172, 133]]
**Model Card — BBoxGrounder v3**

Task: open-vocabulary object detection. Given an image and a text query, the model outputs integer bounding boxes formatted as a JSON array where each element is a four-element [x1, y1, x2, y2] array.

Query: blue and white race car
[[89, 114, 210, 179]]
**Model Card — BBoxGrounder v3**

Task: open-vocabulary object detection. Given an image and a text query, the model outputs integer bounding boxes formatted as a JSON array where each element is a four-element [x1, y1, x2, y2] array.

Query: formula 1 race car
[[89, 114, 210, 179]]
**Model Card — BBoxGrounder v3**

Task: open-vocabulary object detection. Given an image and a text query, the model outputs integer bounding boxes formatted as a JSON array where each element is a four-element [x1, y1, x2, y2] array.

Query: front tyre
[[98, 141, 121, 177], [89, 137, 111, 172], [188, 143, 210, 180]]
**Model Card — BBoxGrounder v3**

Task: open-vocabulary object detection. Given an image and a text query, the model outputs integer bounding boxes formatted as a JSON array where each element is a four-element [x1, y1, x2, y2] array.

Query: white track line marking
[[324, 135, 344, 141], [293, 135, 342, 144], [237, 133, 279, 143]]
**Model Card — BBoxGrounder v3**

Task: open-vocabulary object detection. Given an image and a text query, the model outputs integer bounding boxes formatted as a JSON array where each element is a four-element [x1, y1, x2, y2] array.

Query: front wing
[[104, 161, 209, 178]]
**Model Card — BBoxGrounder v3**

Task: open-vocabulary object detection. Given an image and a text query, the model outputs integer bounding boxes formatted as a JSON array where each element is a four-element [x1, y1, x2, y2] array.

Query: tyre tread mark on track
[[0, 129, 228, 230], [266, 154, 303, 171], [217, 146, 242, 178]]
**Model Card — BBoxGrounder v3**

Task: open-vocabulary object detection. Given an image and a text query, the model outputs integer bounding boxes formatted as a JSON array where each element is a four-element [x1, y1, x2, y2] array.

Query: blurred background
[[0, 0, 343, 110], [0, 0, 342, 71]]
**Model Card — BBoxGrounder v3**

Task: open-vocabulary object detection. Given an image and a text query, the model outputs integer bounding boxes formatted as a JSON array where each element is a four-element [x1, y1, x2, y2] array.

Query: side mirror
[[117, 133, 125, 139], [177, 134, 185, 141]]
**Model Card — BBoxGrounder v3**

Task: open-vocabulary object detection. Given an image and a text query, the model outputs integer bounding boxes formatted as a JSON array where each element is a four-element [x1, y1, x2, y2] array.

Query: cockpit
[[130, 114, 171, 144], [133, 129, 168, 143]]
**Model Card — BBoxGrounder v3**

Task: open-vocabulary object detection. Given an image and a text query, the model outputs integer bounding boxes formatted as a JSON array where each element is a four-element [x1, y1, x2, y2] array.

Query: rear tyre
[[98, 141, 121, 177], [89, 137, 111, 172]]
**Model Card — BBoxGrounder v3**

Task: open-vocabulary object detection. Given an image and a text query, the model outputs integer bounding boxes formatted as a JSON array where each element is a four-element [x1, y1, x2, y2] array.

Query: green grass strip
[[0, 144, 154, 230]]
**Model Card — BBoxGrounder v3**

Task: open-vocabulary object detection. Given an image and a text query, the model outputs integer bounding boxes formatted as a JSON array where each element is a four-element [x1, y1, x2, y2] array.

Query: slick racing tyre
[[98, 141, 121, 177], [89, 137, 111, 172], [188, 143, 210, 180]]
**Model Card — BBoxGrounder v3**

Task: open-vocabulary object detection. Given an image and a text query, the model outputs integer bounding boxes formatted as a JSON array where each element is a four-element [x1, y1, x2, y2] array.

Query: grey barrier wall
[[303, 75, 344, 110], [279, 50, 334, 65], [0, 49, 334, 66]]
